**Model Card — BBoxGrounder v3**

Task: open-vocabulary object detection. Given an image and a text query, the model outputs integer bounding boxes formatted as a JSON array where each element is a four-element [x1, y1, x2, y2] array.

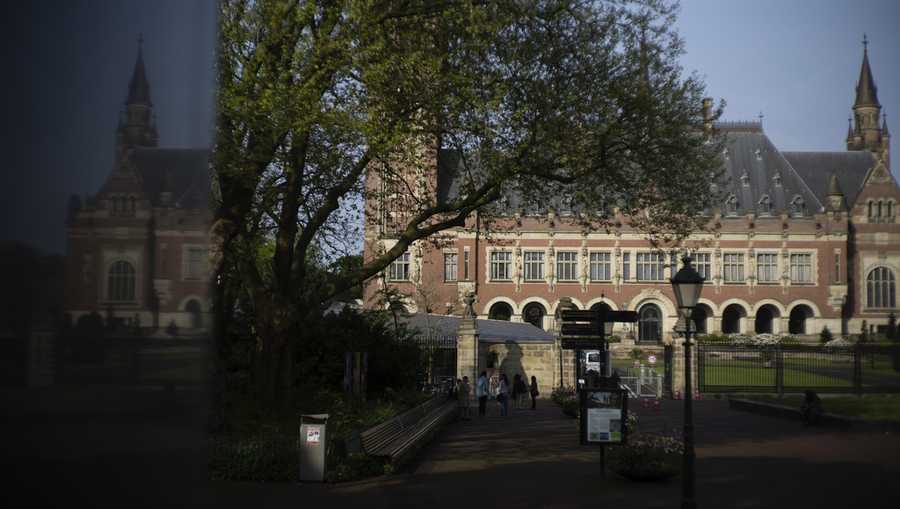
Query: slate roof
[[403, 313, 555, 343], [130, 148, 211, 208], [434, 125, 871, 218], [719, 130, 823, 216], [781, 151, 876, 209], [855, 46, 880, 107]]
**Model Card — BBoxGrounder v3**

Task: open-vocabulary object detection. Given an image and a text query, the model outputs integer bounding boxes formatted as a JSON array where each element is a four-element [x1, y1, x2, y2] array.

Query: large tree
[[211, 0, 722, 408]]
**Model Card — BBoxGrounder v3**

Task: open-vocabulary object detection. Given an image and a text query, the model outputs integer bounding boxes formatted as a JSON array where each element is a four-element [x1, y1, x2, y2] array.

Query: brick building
[[64, 40, 211, 332], [364, 41, 898, 343]]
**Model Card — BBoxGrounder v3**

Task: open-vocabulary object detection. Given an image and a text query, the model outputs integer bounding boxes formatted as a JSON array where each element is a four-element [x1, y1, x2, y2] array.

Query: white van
[[582, 350, 610, 377]]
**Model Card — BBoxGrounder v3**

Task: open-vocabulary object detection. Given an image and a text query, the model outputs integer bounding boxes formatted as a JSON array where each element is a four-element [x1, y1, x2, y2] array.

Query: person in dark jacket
[[530, 376, 540, 410]]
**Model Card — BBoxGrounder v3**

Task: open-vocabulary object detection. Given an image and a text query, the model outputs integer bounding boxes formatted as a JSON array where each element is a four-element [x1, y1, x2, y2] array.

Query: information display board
[[579, 388, 628, 446]]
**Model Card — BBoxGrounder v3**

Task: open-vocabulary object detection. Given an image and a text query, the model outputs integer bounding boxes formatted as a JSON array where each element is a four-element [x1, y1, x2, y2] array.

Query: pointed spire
[[846, 117, 854, 141], [855, 34, 879, 107], [127, 34, 152, 106]]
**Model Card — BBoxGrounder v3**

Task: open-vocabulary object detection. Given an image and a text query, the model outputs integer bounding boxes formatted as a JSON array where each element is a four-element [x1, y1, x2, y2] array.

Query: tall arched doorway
[[522, 302, 546, 329], [789, 305, 813, 335], [638, 304, 662, 343], [721, 304, 746, 334], [488, 302, 513, 321], [185, 300, 203, 329], [693, 304, 711, 334], [754, 304, 780, 334], [590, 302, 614, 336]]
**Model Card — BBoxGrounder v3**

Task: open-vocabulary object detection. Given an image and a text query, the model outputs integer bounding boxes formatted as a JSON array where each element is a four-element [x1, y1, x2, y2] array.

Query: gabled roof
[[130, 148, 211, 208], [781, 151, 876, 208]]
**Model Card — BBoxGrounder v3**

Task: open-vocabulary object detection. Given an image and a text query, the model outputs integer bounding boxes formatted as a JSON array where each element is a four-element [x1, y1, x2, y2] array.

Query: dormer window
[[725, 194, 738, 216], [758, 195, 772, 216], [790, 195, 806, 217]]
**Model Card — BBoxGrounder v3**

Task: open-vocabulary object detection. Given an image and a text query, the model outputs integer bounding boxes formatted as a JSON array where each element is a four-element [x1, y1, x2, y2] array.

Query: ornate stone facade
[[64, 40, 211, 332], [365, 41, 898, 343]]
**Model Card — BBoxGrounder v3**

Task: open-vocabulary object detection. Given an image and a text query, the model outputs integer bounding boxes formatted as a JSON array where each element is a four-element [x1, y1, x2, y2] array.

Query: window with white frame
[[389, 252, 410, 281], [636, 252, 665, 281], [622, 252, 631, 280], [490, 251, 512, 281], [789, 253, 813, 283], [556, 251, 578, 281], [867, 267, 896, 309], [693, 253, 711, 280], [523, 251, 544, 281], [723, 253, 744, 283], [589, 252, 611, 281], [443, 252, 458, 282], [185, 247, 208, 280], [756, 253, 778, 283]]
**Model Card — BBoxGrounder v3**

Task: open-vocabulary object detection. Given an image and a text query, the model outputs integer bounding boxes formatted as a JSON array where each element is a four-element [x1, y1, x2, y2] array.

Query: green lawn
[[747, 394, 900, 422]]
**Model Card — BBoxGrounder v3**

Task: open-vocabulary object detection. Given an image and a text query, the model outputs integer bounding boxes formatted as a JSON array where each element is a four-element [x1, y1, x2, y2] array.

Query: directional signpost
[[558, 304, 638, 476]]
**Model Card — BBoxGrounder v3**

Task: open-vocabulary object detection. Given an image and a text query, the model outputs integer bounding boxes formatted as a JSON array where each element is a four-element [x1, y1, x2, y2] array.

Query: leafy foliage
[[608, 432, 684, 481], [210, 0, 724, 409]]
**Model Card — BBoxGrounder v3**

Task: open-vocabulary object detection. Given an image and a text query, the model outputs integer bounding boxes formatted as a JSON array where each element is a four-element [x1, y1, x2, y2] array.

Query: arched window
[[638, 304, 661, 343], [724, 195, 738, 216], [108, 261, 135, 302], [488, 302, 513, 321], [878, 201, 884, 218], [868, 201, 875, 219], [788, 305, 813, 334], [522, 302, 546, 329], [721, 304, 746, 334], [758, 195, 772, 216], [867, 267, 896, 309], [790, 195, 806, 217]]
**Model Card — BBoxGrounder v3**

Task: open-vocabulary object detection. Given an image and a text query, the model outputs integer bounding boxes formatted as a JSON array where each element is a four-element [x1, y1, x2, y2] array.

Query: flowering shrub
[[824, 337, 854, 348], [608, 432, 684, 482], [551, 386, 579, 417], [726, 333, 797, 346]]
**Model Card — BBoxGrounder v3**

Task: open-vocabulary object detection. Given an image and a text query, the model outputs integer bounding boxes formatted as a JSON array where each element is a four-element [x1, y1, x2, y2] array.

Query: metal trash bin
[[299, 414, 329, 482]]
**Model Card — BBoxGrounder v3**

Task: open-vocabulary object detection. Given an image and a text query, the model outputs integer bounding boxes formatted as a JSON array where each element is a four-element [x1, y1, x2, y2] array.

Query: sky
[[1, 0, 216, 255], [1, 0, 897, 256]]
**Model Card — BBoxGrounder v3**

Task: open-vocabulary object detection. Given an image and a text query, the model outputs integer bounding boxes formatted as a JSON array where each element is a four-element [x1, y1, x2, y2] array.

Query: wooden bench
[[360, 396, 457, 466]]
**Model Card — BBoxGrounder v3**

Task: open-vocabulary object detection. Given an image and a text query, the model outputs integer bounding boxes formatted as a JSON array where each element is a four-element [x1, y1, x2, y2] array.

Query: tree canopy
[[211, 0, 722, 405]]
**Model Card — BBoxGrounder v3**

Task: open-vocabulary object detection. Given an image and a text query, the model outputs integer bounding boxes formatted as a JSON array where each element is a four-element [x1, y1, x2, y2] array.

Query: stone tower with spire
[[116, 35, 159, 159], [846, 34, 889, 162]]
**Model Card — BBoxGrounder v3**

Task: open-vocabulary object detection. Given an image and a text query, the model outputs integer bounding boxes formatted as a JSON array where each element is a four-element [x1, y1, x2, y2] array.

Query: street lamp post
[[670, 255, 705, 509]]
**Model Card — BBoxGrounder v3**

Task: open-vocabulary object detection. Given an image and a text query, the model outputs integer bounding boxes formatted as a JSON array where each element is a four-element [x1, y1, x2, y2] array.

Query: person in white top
[[498, 374, 510, 417], [476, 371, 489, 417]]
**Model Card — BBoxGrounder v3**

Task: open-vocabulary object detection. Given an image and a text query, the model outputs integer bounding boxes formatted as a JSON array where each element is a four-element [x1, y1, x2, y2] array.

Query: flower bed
[[608, 432, 684, 482], [551, 386, 579, 417]]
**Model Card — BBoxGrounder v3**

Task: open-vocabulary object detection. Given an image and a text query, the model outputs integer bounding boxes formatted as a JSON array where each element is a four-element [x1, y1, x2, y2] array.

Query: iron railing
[[698, 343, 900, 394]]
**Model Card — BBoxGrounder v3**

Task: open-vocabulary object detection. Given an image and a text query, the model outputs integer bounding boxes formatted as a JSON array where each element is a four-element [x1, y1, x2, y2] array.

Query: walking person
[[458, 376, 471, 420], [498, 374, 510, 416], [530, 375, 540, 410], [515, 374, 528, 409], [476, 371, 489, 417]]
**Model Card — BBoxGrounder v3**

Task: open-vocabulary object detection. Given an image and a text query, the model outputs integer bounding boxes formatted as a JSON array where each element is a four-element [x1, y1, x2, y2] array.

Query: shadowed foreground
[[3, 387, 899, 508]]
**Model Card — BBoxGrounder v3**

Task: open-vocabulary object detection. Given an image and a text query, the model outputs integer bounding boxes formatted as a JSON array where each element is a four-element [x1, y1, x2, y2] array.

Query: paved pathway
[[5, 387, 900, 508]]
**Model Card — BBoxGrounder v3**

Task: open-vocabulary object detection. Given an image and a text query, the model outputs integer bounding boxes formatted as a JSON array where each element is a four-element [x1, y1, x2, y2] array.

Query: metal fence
[[410, 334, 457, 388], [698, 343, 900, 394]]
